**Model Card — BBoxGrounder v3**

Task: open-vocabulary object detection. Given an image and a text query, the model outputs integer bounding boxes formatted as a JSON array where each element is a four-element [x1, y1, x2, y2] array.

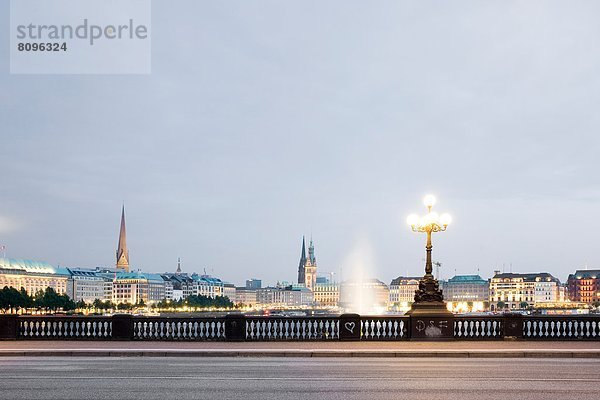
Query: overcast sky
[[2, 0, 600, 285]]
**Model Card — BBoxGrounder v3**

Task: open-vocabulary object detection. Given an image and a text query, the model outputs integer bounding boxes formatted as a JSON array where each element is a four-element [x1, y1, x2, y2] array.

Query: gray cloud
[[1, 0, 600, 285]]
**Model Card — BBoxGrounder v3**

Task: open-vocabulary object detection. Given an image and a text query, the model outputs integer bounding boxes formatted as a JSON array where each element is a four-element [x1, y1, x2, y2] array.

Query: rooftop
[[492, 272, 560, 283], [569, 270, 600, 280], [113, 271, 166, 282], [447, 274, 487, 284], [193, 275, 223, 284], [0, 257, 70, 276], [67, 268, 105, 278], [390, 277, 422, 285]]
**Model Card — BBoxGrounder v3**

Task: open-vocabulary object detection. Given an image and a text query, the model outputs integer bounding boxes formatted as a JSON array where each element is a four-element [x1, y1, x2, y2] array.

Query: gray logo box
[[10, 0, 151, 74]]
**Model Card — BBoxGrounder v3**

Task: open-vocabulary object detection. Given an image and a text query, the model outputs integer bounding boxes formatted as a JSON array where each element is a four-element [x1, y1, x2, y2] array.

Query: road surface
[[0, 357, 598, 400]]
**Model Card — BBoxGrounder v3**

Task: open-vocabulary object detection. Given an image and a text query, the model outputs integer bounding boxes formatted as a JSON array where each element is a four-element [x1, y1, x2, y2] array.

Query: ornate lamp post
[[406, 195, 452, 315]]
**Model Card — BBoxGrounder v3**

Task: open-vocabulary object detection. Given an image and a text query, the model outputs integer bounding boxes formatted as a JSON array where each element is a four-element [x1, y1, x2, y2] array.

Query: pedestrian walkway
[[1, 340, 599, 358]]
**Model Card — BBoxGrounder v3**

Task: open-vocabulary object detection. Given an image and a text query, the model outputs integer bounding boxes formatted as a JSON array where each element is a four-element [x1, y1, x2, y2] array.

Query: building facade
[[443, 274, 489, 312], [110, 271, 166, 305], [567, 270, 600, 304], [245, 279, 262, 290], [444, 275, 489, 301], [489, 272, 560, 310], [388, 276, 420, 306], [256, 287, 277, 305], [0, 256, 237, 307], [67, 269, 108, 303], [313, 282, 340, 307], [223, 283, 236, 301], [255, 286, 314, 307], [272, 286, 314, 307], [0, 258, 70, 297], [163, 277, 174, 301], [236, 288, 258, 305], [195, 275, 224, 298], [162, 273, 195, 300]]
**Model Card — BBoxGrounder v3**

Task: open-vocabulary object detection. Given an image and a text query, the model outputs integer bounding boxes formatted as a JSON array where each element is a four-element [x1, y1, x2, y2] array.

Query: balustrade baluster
[[294, 320, 299, 339], [11, 315, 600, 342]]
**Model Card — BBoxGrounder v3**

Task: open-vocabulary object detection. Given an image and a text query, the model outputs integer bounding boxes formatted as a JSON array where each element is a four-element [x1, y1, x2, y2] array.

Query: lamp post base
[[407, 302, 454, 340], [405, 301, 452, 316], [406, 274, 452, 316]]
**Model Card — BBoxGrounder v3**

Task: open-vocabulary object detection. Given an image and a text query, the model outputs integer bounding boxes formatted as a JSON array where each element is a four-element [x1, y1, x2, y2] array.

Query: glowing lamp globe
[[440, 213, 452, 226], [423, 194, 436, 208], [407, 214, 420, 227]]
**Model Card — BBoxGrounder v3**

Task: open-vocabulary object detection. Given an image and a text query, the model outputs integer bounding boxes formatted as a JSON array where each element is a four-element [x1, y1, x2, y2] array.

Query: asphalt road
[[0, 357, 599, 400]]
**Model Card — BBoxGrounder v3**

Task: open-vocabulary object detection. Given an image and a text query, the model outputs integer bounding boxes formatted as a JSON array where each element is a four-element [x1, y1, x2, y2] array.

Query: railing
[[523, 316, 600, 340], [454, 316, 504, 340], [361, 316, 410, 340], [18, 316, 112, 339], [1, 314, 599, 341], [133, 317, 225, 340], [245, 316, 339, 340]]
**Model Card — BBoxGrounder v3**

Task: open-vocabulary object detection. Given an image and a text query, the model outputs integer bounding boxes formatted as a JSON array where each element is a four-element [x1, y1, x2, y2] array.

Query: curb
[[1, 350, 600, 358]]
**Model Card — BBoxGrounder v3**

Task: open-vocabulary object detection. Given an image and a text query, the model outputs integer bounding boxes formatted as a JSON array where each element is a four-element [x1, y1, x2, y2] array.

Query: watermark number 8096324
[[17, 42, 67, 52]]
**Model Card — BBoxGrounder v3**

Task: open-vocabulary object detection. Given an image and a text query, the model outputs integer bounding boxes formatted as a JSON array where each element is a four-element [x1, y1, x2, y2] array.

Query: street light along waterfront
[[406, 194, 452, 315]]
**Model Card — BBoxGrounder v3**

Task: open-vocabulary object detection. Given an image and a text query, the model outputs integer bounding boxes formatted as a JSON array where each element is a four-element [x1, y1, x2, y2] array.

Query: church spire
[[116, 205, 130, 272], [176, 257, 182, 274], [297, 236, 307, 284], [309, 236, 316, 265]]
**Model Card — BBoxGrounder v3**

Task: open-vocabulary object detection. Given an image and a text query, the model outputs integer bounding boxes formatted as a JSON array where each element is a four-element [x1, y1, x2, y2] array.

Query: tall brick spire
[[116, 205, 129, 272]]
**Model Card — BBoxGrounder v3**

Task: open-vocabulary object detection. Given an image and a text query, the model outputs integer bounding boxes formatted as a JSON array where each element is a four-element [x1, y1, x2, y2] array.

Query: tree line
[[0, 286, 77, 313], [92, 295, 234, 310], [155, 295, 234, 309], [0, 286, 235, 313]]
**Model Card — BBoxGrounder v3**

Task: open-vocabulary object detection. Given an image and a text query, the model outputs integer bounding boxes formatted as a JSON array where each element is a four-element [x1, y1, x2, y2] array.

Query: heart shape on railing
[[344, 322, 355, 334]]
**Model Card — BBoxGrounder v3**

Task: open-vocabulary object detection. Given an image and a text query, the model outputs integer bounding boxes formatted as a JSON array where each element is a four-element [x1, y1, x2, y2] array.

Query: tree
[[35, 287, 62, 311], [92, 299, 115, 311], [496, 301, 506, 310], [156, 299, 170, 309], [519, 301, 529, 309], [62, 297, 77, 311], [184, 294, 234, 309], [93, 299, 104, 310], [19, 288, 33, 310], [0, 286, 26, 313], [214, 295, 234, 308], [32, 287, 76, 313]]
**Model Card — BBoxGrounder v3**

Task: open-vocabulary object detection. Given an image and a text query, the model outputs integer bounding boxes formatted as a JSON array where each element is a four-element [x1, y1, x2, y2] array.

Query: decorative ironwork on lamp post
[[406, 195, 452, 314]]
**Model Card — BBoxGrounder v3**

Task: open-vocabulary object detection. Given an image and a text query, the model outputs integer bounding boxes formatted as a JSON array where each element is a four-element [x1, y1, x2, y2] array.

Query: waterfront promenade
[[1, 340, 599, 358]]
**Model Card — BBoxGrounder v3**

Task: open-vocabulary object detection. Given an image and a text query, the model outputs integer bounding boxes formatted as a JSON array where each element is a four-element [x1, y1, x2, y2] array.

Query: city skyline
[[2, 1, 600, 285], [3, 2, 600, 398], [0, 203, 593, 287]]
